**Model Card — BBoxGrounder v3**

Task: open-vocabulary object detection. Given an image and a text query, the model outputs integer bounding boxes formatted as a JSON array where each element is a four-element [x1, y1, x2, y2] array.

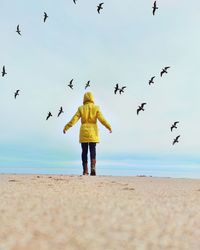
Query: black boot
[[90, 159, 96, 176], [83, 162, 89, 175]]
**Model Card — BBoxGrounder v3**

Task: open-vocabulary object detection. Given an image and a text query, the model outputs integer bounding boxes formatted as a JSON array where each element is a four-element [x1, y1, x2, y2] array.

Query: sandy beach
[[0, 174, 200, 250]]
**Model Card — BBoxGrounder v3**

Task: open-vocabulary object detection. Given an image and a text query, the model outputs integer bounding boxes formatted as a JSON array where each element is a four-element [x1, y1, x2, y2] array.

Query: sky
[[0, 0, 200, 177]]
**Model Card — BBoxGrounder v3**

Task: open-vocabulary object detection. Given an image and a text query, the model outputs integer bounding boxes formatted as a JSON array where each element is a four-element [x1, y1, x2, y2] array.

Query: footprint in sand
[[123, 187, 135, 191]]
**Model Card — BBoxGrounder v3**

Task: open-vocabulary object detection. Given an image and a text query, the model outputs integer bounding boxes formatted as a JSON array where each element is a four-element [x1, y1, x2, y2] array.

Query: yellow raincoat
[[63, 92, 112, 143]]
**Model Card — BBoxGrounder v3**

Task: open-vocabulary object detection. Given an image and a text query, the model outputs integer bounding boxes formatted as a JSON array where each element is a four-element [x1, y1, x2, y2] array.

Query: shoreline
[[0, 173, 200, 180]]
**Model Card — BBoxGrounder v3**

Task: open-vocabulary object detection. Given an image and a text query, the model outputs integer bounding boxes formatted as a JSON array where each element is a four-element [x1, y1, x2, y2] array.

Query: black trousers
[[81, 143, 96, 164]]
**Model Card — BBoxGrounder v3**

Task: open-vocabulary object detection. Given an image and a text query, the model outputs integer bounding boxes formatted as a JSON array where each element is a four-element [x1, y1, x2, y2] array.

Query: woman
[[63, 92, 112, 176]]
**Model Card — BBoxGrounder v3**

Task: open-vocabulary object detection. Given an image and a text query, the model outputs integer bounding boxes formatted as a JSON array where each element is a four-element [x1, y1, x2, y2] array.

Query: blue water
[[1, 164, 200, 179]]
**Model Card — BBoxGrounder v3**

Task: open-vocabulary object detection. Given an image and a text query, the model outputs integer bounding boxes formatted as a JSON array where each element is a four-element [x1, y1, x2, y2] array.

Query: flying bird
[[57, 107, 64, 117], [73, 0, 77, 4], [152, 1, 158, 16], [171, 121, 179, 132], [68, 79, 73, 89], [173, 135, 180, 145], [114, 84, 120, 94], [97, 3, 104, 14], [160, 66, 170, 77], [46, 112, 52, 120], [149, 76, 155, 85], [14, 90, 20, 99], [85, 80, 90, 89], [119, 86, 126, 94], [44, 12, 48, 23], [1, 65, 7, 77], [16, 25, 21, 35], [137, 103, 147, 115]]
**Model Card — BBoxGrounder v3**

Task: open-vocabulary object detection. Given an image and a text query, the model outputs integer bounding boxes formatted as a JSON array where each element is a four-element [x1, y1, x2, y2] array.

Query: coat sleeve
[[97, 107, 112, 131], [64, 108, 81, 132]]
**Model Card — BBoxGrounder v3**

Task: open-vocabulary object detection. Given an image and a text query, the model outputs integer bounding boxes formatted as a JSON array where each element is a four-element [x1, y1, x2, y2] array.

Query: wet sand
[[0, 174, 200, 250]]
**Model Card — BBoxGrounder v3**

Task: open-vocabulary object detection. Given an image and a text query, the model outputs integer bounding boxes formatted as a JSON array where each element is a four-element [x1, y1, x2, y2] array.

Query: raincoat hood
[[83, 92, 95, 104]]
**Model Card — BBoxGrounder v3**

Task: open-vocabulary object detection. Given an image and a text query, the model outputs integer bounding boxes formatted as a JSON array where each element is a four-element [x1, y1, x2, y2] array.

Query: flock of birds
[[114, 66, 171, 116], [45, 78, 92, 121], [1, 1, 181, 146], [113, 66, 180, 145], [1, 3, 95, 122]]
